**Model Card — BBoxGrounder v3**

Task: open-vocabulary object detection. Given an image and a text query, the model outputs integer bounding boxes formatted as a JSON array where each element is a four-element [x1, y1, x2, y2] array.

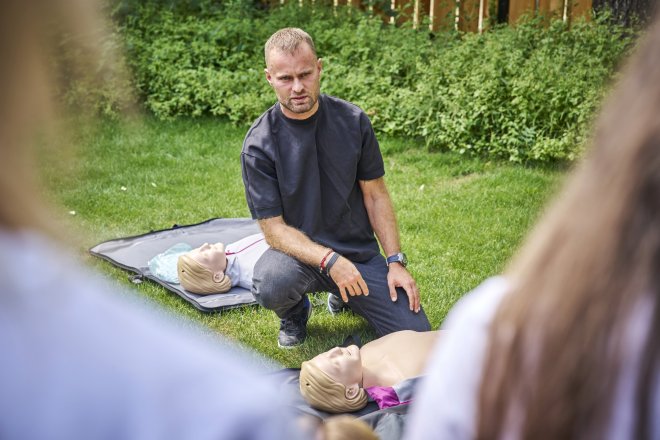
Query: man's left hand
[[387, 263, 420, 313]]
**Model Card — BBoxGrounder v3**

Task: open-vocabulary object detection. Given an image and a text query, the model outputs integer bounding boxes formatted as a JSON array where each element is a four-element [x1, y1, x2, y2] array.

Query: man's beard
[[282, 93, 318, 114]]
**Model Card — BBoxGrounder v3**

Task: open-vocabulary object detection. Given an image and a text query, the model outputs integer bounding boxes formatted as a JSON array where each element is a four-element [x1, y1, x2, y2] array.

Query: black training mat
[[90, 218, 261, 312]]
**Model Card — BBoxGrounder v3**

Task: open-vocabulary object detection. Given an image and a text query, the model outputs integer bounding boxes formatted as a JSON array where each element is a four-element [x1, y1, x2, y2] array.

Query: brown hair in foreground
[[477, 16, 660, 440], [0, 0, 126, 236], [322, 415, 378, 440]]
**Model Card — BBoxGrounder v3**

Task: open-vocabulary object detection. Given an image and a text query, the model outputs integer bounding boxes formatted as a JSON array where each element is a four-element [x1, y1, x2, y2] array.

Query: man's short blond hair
[[264, 27, 316, 66]]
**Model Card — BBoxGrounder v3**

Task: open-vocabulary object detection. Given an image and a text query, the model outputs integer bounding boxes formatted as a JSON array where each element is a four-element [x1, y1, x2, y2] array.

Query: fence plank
[[538, 0, 565, 18], [508, 0, 535, 23], [550, 0, 565, 19], [415, 0, 432, 28], [394, 0, 417, 25], [458, 0, 488, 31], [430, 0, 457, 30], [569, 0, 592, 22]]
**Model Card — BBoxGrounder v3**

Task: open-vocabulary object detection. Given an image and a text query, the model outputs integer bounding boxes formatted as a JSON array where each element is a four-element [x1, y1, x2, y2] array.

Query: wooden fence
[[281, 0, 593, 32]]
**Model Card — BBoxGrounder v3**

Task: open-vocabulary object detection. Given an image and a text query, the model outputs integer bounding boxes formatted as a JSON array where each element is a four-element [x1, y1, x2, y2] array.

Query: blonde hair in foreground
[[177, 253, 232, 295], [322, 415, 378, 440], [299, 360, 367, 413], [477, 16, 660, 440], [0, 0, 127, 236]]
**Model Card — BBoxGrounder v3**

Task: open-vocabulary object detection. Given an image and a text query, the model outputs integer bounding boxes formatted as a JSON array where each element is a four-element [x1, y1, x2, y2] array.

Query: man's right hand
[[258, 216, 369, 302], [328, 256, 369, 302]]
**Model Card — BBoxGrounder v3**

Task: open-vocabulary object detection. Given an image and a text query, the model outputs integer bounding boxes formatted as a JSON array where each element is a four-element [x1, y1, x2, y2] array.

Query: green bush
[[112, 2, 635, 162], [412, 18, 631, 161]]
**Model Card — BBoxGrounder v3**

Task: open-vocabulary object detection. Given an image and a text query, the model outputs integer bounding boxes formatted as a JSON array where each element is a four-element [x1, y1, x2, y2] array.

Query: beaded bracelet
[[319, 249, 334, 273]]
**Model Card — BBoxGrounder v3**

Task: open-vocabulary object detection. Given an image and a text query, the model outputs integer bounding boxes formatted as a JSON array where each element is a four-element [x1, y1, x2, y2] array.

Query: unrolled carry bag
[[90, 218, 261, 312]]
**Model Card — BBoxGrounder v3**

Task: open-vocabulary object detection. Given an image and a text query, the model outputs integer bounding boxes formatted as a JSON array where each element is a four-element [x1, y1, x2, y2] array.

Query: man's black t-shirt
[[241, 94, 385, 262]]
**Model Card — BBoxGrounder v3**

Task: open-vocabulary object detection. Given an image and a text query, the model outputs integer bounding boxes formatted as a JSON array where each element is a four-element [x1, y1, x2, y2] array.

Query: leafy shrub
[[412, 18, 631, 161], [111, 2, 635, 162]]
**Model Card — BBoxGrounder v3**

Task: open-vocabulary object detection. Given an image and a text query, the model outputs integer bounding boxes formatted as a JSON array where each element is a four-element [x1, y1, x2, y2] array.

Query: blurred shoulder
[[0, 230, 300, 440], [442, 276, 509, 331]]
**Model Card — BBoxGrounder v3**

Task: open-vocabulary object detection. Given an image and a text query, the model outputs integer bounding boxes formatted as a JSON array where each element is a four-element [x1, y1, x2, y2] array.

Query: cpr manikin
[[299, 330, 440, 413], [177, 233, 269, 294]]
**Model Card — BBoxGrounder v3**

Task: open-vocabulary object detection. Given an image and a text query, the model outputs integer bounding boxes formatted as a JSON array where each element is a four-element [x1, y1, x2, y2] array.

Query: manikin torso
[[223, 233, 269, 289], [359, 330, 439, 388]]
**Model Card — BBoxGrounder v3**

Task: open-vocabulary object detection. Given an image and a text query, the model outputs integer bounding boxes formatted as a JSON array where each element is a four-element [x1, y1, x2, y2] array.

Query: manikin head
[[264, 28, 322, 120], [299, 345, 368, 413], [177, 243, 232, 295]]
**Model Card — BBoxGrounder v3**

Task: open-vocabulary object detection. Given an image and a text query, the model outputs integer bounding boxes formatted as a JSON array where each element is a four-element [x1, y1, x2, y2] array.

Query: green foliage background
[[108, 1, 636, 163]]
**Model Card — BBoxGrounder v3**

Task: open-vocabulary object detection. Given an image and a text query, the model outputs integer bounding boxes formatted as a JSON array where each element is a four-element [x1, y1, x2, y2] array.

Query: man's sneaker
[[327, 294, 348, 316], [278, 296, 312, 348]]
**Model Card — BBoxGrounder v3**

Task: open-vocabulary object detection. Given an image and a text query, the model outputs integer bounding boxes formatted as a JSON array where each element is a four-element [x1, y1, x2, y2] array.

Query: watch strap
[[386, 253, 407, 267]]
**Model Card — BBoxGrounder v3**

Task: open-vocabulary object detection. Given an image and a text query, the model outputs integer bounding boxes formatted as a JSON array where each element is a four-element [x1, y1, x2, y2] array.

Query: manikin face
[[265, 43, 322, 120], [188, 242, 227, 281], [310, 345, 362, 388]]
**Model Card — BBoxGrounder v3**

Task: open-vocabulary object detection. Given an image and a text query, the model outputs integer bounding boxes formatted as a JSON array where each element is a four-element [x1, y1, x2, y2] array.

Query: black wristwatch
[[386, 252, 408, 267]]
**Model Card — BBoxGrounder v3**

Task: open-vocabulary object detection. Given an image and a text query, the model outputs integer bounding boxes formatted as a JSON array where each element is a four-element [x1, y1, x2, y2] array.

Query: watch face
[[388, 253, 407, 267]]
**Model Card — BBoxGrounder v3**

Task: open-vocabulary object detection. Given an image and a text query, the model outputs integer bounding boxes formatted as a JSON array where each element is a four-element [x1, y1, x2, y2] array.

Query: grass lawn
[[42, 117, 566, 367]]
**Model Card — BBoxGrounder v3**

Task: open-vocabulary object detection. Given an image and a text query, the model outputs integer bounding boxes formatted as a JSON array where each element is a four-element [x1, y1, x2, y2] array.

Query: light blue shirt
[[0, 230, 301, 440]]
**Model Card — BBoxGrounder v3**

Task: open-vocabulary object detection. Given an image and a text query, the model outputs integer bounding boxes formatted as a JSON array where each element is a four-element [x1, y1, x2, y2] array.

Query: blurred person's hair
[[322, 415, 378, 440], [0, 0, 128, 236], [477, 17, 660, 440]]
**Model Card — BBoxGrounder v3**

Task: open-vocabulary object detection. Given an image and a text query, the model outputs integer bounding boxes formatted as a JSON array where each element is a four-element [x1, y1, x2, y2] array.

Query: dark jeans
[[251, 249, 431, 337]]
